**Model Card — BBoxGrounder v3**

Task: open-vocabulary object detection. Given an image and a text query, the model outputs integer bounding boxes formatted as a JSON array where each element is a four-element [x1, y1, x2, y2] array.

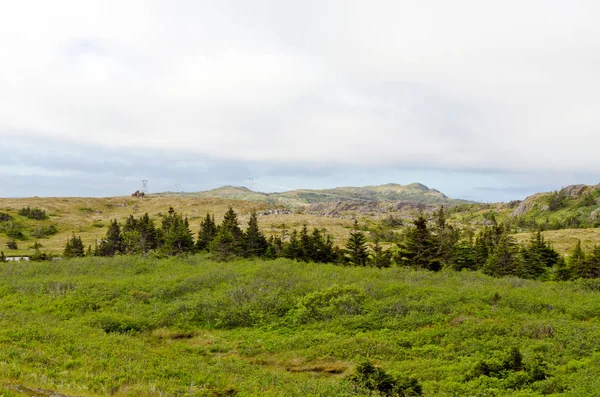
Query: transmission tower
[[141, 180, 149, 194]]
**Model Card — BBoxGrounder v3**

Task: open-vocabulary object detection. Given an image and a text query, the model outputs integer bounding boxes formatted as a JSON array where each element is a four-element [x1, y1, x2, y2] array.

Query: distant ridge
[[156, 183, 471, 207]]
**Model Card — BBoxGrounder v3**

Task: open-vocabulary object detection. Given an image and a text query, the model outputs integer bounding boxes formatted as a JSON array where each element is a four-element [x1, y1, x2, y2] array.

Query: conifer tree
[[209, 208, 244, 259], [244, 212, 268, 257], [451, 239, 477, 271], [63, 233, 85, 258], [345, 220, 369, 266], [398, 215, 440, 271], [197, 213, 218, 251], [554, 257, 571, 281], [585, 245, 600, 278], [370, 238, 392, 268], [433, 206, 459, 266], [160, 210, 195, 255], [96, 219, 125, 256], [0, 251, 6, 262], [299, 225, 313, 262], [482, 233, 520, 277], [568, 240, 588, 279], [283, 230, 301, 260]]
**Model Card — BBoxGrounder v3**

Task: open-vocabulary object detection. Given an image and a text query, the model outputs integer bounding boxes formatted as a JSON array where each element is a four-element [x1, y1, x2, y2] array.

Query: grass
[[514, 229, 600, 255], [2, 256, 600, 395]]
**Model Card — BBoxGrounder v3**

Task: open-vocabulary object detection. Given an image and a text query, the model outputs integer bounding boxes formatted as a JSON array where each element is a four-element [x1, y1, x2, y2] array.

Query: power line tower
[[141, 180, 149, 194]]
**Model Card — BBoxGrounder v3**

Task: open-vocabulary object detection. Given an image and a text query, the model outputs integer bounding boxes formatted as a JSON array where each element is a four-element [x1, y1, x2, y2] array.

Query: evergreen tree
[[585, 246, 600, 278], [568, 240, 588, 279], [209, 208, 244, 259], [265, 235, 284, 259], [244, 212, 268, 257], [96, 219, 125, 256], [197, 213, 218, 251], [298, 225, 313, 262], [344, 220, 369, 266], [0, 251, 6, 262], [370, 238, 392, 268], [553, 257, 571, 281], [309, 228, 336, 263], [63, 233, 85, 258], [452, 239, 477, 271], [283, 230, 301, 260], [482, 233, 520, 277], [433, 206, 459, 266], [397, 215, 440, 271], [160, 209, 195, 255]]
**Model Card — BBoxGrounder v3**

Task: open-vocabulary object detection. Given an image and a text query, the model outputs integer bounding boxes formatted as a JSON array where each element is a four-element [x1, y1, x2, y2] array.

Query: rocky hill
[[158, 183, 470, 209]]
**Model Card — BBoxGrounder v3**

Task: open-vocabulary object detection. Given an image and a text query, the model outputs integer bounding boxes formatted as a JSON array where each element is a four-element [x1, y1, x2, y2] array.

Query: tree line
[[57, 206, 600, 281]]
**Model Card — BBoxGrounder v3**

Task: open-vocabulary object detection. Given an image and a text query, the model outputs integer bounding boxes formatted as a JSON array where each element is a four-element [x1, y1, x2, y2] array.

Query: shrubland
[[2, 256, 600, 396]]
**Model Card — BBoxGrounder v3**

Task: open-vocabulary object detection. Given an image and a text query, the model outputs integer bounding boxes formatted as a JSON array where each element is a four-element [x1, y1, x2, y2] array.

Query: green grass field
[[1, 256, 600, 396]]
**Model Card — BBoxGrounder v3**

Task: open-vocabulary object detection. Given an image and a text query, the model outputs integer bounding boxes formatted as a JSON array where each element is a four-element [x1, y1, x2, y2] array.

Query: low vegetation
[[1, 256, 600, 395]]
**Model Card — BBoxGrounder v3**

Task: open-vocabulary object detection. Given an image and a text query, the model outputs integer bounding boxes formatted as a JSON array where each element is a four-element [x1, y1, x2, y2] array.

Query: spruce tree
[[482, 233, 520, 277], [244, 212, 268, 257], [161, 211, 195, 255], [585, 245, 600, 278], [345, 220, 369, 266], [96, 219, 125, 256], [283, 230, 301, 260], [398, 215, 440, 271], [63, 233, 85, 258], [568, 240, 588, 279], [299, 225, 313, 262], [370, 238, 392, 268], [209, 208, 244, 259], [197, 213, 218, 251], [451, 239, 477, 271]]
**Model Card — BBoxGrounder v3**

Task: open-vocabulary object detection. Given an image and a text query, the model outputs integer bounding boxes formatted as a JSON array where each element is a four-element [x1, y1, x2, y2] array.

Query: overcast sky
[[1, 1, 599, 202]]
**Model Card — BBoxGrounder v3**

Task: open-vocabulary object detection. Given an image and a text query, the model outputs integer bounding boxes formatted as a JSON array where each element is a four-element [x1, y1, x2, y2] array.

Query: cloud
[[1, 1, 600, 199]]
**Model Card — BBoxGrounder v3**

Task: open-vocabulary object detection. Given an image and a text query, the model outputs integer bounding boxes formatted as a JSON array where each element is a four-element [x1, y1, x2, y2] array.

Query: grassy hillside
[[0, 196, 354, 256], [1, 256, 600, 396], [158, 183, 469, 207]]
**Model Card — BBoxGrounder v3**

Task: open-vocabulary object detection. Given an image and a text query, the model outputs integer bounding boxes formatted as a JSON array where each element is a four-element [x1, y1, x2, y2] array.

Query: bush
[[31, 225, 58, 238], [18, 207, 48, 220], [294, 284, 366, 323], [0, 213, 11, 222], [6, 240, 18, 250], [347, 361, 422, 396]]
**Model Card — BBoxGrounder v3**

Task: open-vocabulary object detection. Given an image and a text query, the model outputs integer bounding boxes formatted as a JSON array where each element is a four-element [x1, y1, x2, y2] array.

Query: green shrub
[[18, 206, 48, 220], [294, 284, 366, 323], [347, 361, 422, 396]]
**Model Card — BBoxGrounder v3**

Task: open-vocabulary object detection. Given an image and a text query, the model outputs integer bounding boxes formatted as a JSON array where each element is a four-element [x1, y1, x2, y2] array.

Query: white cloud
[[1, 0, 600, 175]]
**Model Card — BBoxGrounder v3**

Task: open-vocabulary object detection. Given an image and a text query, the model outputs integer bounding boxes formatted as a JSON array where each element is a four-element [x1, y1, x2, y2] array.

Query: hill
[[158, 182, 470, 207]]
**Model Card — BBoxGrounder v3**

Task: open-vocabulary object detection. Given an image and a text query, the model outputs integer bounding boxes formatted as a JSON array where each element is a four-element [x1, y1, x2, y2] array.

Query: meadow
[[1, 255, 600, 396]]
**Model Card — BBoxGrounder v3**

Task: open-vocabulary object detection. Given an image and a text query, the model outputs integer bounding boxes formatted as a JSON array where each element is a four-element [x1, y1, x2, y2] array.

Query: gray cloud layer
[[1, 1, 600, 200]]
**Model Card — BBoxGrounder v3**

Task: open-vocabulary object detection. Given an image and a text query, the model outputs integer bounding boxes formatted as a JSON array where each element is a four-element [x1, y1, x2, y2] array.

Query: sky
[[1, 0, 599, 202]]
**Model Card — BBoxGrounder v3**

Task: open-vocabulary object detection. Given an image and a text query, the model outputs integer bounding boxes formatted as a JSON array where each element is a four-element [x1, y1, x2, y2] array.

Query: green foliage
[[63, 233, 85, 258], [245, 212, 268, 257], [370, 238, 393, 268], [294, 284, 365, 323], [18, 206, 48, 220], [196, 213, 218, 251], [0, 212, 11, 222], [160, 208, 195, 256], [95, 219, 125, 256], [122, 213, 159, 254], [31, 224, 58, 238], [344, 221, 369, 266], [547, 190, 568, 211], [397, 215, 441, 271], [347, 361, 422, 396], [483, 233, 521, 277], [6, 240, 17, 250]]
